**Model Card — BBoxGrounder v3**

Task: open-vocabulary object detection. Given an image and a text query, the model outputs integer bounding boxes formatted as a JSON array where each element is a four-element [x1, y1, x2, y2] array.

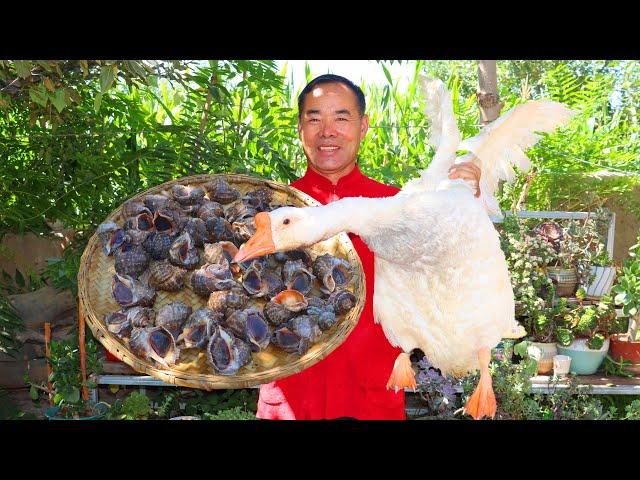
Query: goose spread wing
[[459, 100, 576, 216]]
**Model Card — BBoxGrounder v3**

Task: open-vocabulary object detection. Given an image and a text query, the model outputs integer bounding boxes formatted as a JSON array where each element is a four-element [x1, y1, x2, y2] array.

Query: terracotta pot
[[546, 266, 578, 297], [609, 333, 640, 364], [527, 342, 557, 374]]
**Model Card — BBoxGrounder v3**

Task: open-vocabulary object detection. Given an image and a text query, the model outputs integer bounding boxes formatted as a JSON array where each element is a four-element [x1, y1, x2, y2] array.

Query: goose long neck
[[312, 195, 401, 241]]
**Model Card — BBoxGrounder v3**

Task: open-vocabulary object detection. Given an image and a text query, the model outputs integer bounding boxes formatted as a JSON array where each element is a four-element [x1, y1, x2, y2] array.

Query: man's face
[[298, 82, 369, 180]]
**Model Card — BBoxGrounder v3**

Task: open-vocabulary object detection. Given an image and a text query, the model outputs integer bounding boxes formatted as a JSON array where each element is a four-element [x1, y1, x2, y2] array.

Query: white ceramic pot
[[585, 266, 616, 298]]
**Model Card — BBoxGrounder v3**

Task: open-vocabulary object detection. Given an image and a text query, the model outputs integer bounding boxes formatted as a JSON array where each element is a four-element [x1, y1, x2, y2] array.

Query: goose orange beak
[[233, 212, 275, 263]]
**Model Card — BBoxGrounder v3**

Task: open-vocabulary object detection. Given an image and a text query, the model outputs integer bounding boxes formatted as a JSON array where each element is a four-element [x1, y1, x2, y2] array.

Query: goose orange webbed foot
[[386, 352, 417, 393], [463, 347, 496, 420]]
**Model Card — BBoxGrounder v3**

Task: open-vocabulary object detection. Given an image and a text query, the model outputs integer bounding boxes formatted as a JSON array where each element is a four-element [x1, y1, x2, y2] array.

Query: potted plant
[[535, 221, 577, 297], [610, 232, 640, 367], [554, 291, 617, 374], [522, 299, 567, 374], [535, 218, 603, 298], [585, 249, 617, 299], [499, 215, 559, 374]]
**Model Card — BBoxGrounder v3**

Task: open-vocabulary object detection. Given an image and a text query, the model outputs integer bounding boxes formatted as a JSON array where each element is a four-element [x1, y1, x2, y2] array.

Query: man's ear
[[360, 114, 369, 139]]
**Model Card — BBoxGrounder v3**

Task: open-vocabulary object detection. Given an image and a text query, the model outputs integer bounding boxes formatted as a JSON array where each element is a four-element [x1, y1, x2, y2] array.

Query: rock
[[8, 286, 76, 330], [0, 232, 67, 282], [0, 343, 45, 362], [0, 358, 48, 388]]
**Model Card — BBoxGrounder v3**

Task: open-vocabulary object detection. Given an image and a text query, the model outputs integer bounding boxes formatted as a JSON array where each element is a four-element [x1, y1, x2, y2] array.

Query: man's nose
[[319, 119, 338, 137]]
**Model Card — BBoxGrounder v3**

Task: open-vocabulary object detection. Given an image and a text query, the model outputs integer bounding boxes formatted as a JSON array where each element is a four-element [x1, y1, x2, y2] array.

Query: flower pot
[[546, 266, 578, 297], [553, 354, 572, 379], [45, 402, 109, 420], [585, 265, 616, 298], [527, 342, 557, 374], [556, 338, 610, 375], [609, 333, 640, 364]]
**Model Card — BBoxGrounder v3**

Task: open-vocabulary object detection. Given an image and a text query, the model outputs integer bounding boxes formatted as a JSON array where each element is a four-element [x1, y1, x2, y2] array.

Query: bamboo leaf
[[94, 92, 103, 113], [381, 63, 393, 86]]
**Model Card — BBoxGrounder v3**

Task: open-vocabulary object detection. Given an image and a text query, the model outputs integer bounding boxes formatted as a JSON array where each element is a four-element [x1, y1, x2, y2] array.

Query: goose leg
[[463, 347, 496, 420], [386, 352, 417, 393]]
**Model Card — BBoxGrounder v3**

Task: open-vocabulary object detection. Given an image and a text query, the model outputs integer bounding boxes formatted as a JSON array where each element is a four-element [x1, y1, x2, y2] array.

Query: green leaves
[[100, 64, 117, 93], [555, 327, 574, 346], [587, 332, 605, 350], [50, 89, 67, 113], [0, 294, 24, 356], [29, 385, 39, 401], [14, 61, 32, 79], [121, 391, 151, 420], [93, 92, 102, 113], [513, 340, 530, 357], [614, 291, 628, 305], [29, 84, 48, 107]]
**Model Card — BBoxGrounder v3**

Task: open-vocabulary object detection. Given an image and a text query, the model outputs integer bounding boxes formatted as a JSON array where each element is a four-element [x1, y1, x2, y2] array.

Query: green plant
[[602, 355, 636, 378], [111, 388, 259, 420], [202, 406, 256, 420], [0, 267, 45, 295], [460, 344, 540, 420], [25, 333, 101, 419], [112, 391, 151, 420], [182, 389, 257, 418], [459, 342, 614, 420], [499, 214, 557, 336], [621, 399, 640, 419], [0, 293, 23, 357], [541, 375, 614, 420], [155, 391, 182, 419], [42, 245, 83, 297], [535, 216, 607, 287], [612, 231, 640, 341], [555, 295, 617, 349]]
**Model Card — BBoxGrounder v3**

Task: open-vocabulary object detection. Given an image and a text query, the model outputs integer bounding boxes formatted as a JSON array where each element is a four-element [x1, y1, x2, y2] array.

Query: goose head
[[234, 207, 326, 263]]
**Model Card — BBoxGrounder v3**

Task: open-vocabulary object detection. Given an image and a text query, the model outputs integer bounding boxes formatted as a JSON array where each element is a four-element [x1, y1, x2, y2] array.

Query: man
[[256, 74, 481, 420]]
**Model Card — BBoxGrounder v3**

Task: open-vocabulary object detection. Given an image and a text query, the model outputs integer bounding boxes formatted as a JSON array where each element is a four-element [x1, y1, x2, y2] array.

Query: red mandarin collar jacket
[[256, 164, 406, 420]]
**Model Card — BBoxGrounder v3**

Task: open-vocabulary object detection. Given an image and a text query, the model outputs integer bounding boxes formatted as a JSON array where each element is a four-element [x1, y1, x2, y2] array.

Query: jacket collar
[[298, 163, 365, 192]]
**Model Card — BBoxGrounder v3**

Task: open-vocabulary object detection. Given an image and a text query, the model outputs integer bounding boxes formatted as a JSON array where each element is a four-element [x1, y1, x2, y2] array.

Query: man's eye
[[283, 219, 290, 225], [337, 117, 348, 122], [308, 118, 319, 123]]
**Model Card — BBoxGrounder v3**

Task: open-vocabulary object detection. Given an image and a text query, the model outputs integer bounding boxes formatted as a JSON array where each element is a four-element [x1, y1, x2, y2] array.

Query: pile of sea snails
[[98, 177, 357, 376]]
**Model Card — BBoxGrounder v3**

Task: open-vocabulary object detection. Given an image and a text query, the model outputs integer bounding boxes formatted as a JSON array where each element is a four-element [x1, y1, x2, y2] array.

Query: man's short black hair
[[297, 74, 366, 119]]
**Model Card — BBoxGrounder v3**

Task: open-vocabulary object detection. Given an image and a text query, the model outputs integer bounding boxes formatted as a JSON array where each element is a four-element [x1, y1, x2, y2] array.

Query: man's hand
[[448, 162, 481, 198]]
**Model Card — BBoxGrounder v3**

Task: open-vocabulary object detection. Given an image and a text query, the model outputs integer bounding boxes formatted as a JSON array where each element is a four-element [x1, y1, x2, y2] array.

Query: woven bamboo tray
[[78, 173, 365, 390]]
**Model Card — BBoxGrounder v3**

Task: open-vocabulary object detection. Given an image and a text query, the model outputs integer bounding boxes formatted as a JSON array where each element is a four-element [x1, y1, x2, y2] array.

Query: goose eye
[[283, 219, 290, 225]]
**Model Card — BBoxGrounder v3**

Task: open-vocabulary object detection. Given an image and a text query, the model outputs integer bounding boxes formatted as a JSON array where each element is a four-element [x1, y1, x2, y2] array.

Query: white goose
[[235, 78, 575, 419]]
